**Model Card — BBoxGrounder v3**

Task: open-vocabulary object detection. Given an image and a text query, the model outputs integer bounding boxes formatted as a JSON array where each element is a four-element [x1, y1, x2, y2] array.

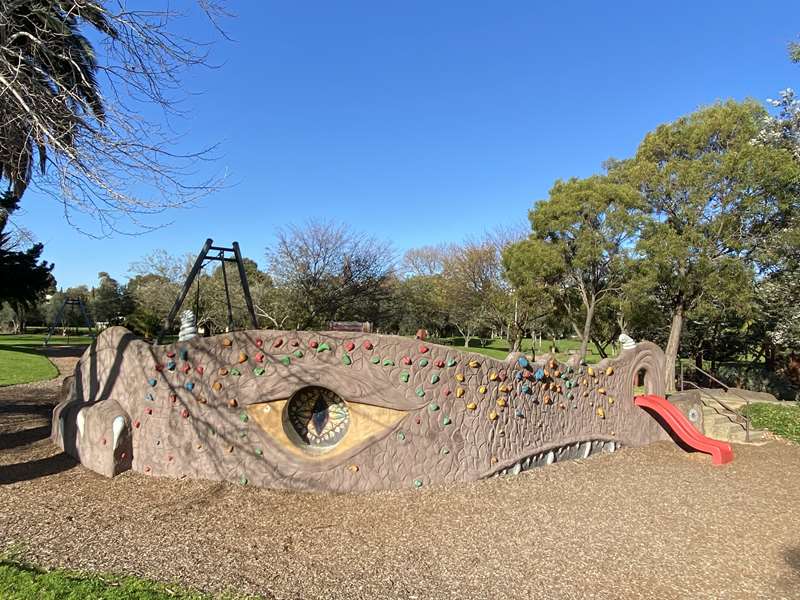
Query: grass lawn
[[744, 402, 800, 444], [0, 557, 243, 599], [434, 337, 614, 364], [0, 334, 92, 387]]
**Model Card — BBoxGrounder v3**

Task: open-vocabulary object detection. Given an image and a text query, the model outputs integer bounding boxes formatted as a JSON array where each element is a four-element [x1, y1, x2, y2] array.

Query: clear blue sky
[[14, 0, 800, 289]]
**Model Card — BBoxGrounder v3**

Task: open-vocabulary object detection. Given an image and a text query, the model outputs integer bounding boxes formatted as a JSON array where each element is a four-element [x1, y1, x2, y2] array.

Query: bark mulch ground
[[1, 349, 799, 599]]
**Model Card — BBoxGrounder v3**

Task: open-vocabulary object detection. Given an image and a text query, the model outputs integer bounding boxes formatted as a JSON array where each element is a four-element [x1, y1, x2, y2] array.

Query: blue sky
[[14, 0, 800, 289]]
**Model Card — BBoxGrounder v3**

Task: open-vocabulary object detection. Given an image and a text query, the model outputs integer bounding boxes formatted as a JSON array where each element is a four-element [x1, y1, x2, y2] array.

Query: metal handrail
[[679, 362, 751, 442]]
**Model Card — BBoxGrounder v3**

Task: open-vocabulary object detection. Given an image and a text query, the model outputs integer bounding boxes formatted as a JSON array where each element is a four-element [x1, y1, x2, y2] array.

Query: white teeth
[[580, 441, 591, 459], [76, 408, 86, 437], [510, 463, 522, 475], [493, 439, 620, 478], [111, 415, 126, 450], [545, 450, 555, 465], [523, 457, 531, 469], [603, 441, 616, 453]]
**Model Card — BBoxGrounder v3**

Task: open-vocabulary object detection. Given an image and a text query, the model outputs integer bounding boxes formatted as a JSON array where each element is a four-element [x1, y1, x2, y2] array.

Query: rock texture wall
[[52, 327, 675, 492]]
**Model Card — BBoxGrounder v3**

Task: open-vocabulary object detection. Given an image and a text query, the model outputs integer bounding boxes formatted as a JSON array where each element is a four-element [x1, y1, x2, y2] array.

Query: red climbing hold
[[255, 352, 265, 363], [345, 341, 356, 352], [155, 364, 164, 372], [402, 356, 412, 365], [255, 338, 263, 348], [434, 359, 445, 368], [443, 387, 451, 396], [145, 407, 153, 415], [181, 408, 190, 418], [419, 345, 429, 354], [133, 420, 141, 428], [195, 366, 204, 375], [180, 363, 191, 374], [273, 337, 284, 348], [169, 393, 177, 403], [309, 340, 319, 349], [363, 340, 373, 350]]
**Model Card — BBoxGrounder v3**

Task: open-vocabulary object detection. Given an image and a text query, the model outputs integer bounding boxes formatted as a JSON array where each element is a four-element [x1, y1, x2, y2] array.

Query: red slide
[[634, 394, 734, 465]]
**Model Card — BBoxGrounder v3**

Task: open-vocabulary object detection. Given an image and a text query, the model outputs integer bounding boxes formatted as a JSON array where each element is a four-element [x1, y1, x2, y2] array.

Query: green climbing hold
[[342, 353, 352, 366], [430, 373, 440, 384], [400, 371, 410, 383], [447, 358, 457, 367], [429, 403, 440, 412], [255, 448, 263, 456], [441, 447, 450, 455], [419, 358, 429, 367], [253, 367, 265, 376], [413, 478, 423, 489], [239, 412, 249, 423], [383, 358, 395, 367], [371, 356, 381, 364], [442, 416, 452, 426], [397, 431, 406, 441], [415, 387, 425, 397], [317, 342, 331, 353], [279, 355, 291, 366], [293, 350, 304, 358], [230, 368, 241, 376], [239, 475, 248, 486]]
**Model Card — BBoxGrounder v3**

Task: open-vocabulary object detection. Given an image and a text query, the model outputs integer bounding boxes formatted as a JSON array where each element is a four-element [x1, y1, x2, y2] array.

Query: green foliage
[[743, 402, 800, 443], [716, 363, 800, 402]]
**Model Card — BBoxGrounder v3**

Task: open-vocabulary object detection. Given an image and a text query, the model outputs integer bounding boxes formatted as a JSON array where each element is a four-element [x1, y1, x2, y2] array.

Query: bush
[[715, 363, 800, 402]]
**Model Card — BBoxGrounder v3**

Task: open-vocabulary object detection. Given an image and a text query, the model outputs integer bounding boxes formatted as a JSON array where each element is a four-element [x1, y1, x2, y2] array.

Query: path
[[1, 349, 799, 599]]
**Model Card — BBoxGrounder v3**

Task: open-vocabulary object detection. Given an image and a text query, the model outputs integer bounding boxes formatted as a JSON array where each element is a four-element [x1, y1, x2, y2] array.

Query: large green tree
[[504, 175, 643, 362], [622, 100, 800, 390]]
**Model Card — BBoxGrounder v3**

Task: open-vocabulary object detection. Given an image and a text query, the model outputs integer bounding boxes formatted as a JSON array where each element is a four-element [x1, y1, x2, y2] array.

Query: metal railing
[[679, 362, 751, 442]]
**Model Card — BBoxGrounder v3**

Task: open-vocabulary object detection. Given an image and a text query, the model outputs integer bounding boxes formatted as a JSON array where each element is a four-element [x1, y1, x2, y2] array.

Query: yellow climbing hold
[[223, 338, 232, 347], [608, 397, 615, 405], [598, 387, 606, 395], [466, 402, 477, 411], [238, 352, 247, 363], [456, 387, 466, 398], [606, 367, 614, 376], [499, 384, 510, 393], [596, 407, 606, 418], [489, 371, 498, 381], [468, 359, 480, 368], [212, 381, 222, 392], [488, 410, 498, 421], [496, 397, 507, 408], [455, 373, 465, 382], [348, 464, 359, 473], [543, 395, 552, 404], [587, 367, 595, 377], [478, 385, 487, 395]]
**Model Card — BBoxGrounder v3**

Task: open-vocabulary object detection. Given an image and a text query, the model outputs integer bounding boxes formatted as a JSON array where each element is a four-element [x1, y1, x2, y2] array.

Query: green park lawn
[[0, 334, 92, 387], [744, 402, 800, 444], [0, 556, 242, 600], [435, 336, 612, 364]]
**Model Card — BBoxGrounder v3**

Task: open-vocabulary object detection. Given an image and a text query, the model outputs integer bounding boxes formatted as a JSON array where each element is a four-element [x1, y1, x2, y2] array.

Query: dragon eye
[[246, 385, 407, 465]]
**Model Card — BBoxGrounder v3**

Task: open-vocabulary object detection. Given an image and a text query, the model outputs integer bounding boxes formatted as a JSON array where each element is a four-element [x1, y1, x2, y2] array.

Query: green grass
[[0, 334, 92, 387], [433, 337, 613, 364], [0, 557, 248, 599], [743, 402, 800, 444]]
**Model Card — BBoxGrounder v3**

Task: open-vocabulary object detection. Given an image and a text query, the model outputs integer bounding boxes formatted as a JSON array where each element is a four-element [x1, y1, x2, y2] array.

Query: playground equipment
[[51, 325, 730, 492], [44, 296, 95, 346]]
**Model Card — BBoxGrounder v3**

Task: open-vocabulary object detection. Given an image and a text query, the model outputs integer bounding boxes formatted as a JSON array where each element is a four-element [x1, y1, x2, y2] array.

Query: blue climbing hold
[[147, 378, 157, 387], [515, 371, 524, 381], [185, 382, 194, 391], [167, 361, 176, 371], [518, 356, 529, 369], [534, 368, 545, 381], [521, 384, 531, 394], [179, 348, 188, 361], [515, 408, 525, 418]]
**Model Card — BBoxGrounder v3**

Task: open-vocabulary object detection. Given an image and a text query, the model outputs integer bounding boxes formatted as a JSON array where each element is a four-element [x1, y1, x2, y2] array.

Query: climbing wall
[[52, 327, 674, 492]]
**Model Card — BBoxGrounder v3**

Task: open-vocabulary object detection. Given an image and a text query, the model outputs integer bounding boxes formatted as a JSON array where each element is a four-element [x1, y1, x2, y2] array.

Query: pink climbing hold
[[434, 359, 445, 368], [181, 408, 189, 418], [419, 345, 429, 354], [255, 352, 265, 363], [443, 387, 451, 396], [169, 393, 177, 403], [345, 341, 356, 352], [273, 338, 284, 348], [145, 407, 153, 415], [309, 340, 319, 349], [166, 351, 176, 358], [133, 420, 141, 429], [255, 338, 263, 348], [180, 363, 191, 374], [402, 356, 412, 365], [195, 366, 204, 375], [363, 340, 373, 350]]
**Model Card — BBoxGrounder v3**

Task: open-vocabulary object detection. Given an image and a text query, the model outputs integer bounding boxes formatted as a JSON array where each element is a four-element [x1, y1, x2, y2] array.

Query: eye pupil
[[288, 386, 350, 449]]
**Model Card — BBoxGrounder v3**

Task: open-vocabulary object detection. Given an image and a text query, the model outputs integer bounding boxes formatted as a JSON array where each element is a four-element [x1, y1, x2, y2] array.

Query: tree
[[504, 175, 643, 362], [623, 100, 800, 390], [90, 271, 124, 323], [266, 220, 395, 330], [0, 1, 226, 234]]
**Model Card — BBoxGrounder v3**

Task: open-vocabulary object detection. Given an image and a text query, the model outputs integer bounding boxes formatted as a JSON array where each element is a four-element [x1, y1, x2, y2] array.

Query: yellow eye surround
[[247, 385, 408, 468]]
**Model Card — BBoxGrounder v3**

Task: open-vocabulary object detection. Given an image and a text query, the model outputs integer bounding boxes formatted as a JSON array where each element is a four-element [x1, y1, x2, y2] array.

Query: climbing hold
[[488, 411, 498, 421], [402, 356, 412, 365], [419, 358, 429, 367], [383, 358, 395, 367], [443, 387, 451, 396], [155, 364, 164, 372], [147, 377, 157, 387], [598, 387, 606, 395], [238, 352, 248, 363], [434, 359, 445, 368], [397, 431, 406, 441], [227, 445, 235, 453], [429, 403, 440, 412], [273, 337, 284, 348], [554, 369, 561, 378], [534, 368, 545, 381], [255, 448, 263, 456], [371, 356, 381, 364], [167, 361, 176, 371], [588, 367, 595, 377], [342, 353, 352, 366], [400, 371, 410, 383], [466, 402, 477, 411], [212, 381, 222, 392], [195, 366, 204, 375], [606, 367, 614, 376], [489, 371, 498, 381], [239, 412, 249, 423], [414, 478, 423, 488], [228, 398, 238, 408], [415, 387, 425, 398], [478, 385, 487, 395], [455, 373, 465, 382], [230, 368, 241, 376], [430, 373, 440, 384], [309, 340, 319, 349], [197, 396, 207, 404], [348, 464, 359, 472], [223, 338, 232, 347], [166, 351, 176, 358], [239, 476, 248, 486], [219, 367, 229, 376], [345, 341, 355, 352], [180, 363, 191, 374], [133, 420, 141, 429], [363, 340, 373, 350], [169, 393, 178, 403], [442, 416, 452, 426], [255, 338, 263, 348], [441, 447, 450, 455], [419, 345, 429, 354], [608, 397, 615, 405], [293, 350, 304, 358], [255, 352, 265, 363], [468, 360, 480, 368], [518, 357, 529, 369], [317, 342, 331, 353], [515, 408, 525, 418], [496, 397, 507, 408], [456, 388, 466, 398], [290, 339, 299, 347], [180, 348, 188, 361], [279, 356, 291, 366], [181, 409, 189, 418], [446, 358, 457, 367], [185, 382, 195, 392], [543, 395, 552, 405], [521, 384, 531, 394], [253, 367, 265, 376], [596, 407, 606, 419]]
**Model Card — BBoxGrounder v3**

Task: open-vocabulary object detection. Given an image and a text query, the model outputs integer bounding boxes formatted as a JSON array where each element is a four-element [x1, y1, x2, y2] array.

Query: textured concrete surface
[[2, 355, 799, 599], [52, 327, 674, 491]]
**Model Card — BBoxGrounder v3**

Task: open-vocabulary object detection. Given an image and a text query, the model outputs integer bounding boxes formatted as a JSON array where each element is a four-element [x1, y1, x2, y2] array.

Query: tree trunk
[[578, 299, 596, 362], [664, 304, 684, 393]]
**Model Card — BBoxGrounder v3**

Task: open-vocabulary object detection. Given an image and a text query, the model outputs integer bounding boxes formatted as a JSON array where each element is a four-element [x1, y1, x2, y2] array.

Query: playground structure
[[44, 296, 95, 346], [51, 324, 732, 492]]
